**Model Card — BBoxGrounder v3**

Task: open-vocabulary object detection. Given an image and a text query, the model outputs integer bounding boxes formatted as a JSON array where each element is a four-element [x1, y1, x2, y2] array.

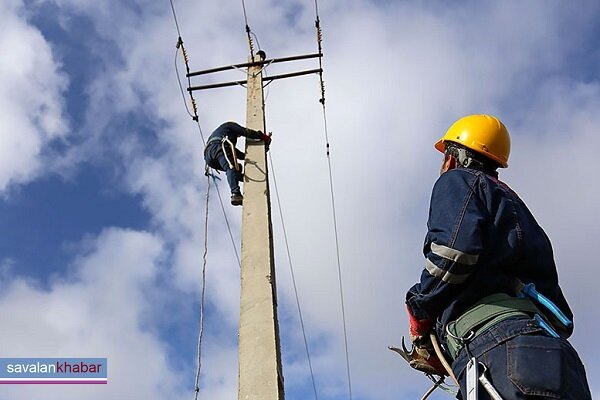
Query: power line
[[193, 174, 211, 400], [241, 0, 256, 58], [168, 2, 243, 398], [268, 153, 319, 400], [169, 0, 183, 38], [241, 0, 250, 28], [313, 2, 354, 399], [211, 175, 241, 268], [326, 129, 353, 400], [172, 31, 241, 266], [169, 0, 241, 266], [174, 46, 197, 122]]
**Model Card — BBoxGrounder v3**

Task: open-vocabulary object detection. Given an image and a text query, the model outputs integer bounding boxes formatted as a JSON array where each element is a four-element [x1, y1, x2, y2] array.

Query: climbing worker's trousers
[[451, 317, 592, 400], [204, 142, 243, 195]]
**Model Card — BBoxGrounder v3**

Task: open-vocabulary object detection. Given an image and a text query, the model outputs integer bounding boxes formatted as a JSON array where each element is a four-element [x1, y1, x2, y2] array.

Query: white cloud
[[0, 228, 189, 399], [505, 79, 600, 391], [0, 0, 68, 192]]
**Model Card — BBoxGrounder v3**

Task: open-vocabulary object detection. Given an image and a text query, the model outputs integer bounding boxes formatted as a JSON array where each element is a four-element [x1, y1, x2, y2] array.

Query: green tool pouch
[[445, 293, 541, 359]]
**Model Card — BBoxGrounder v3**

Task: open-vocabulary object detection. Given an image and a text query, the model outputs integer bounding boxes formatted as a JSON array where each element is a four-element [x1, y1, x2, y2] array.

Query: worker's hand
[[405, 305, 448, 376], [262, 132, 272, 152], [262, 132, 272, 146]]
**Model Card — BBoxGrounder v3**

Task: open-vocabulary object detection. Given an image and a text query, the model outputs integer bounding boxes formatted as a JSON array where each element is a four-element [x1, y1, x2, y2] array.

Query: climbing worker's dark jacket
[[205, 121, 264, 160], [405, 166, 573, 337]]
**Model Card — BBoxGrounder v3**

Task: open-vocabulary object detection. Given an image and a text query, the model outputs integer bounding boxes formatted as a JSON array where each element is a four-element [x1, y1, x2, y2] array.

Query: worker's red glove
[[404, 305, 447, 376], [407, 304, 434, 344], [262, 132, 272, 146]]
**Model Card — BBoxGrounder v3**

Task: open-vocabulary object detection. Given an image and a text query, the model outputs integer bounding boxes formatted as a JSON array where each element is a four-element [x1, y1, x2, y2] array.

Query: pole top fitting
[[257, 50, 266, 61]]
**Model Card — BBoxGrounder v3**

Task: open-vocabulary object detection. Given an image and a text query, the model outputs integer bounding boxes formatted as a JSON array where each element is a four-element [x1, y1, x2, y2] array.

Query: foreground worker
[[204, 121, 271, 206], [405, 115, 591, 399]]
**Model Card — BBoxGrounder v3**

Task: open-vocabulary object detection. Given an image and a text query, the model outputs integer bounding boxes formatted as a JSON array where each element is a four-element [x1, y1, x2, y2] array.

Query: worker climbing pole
[[167, 0, 363, 399], [169, 0, 333, 398]]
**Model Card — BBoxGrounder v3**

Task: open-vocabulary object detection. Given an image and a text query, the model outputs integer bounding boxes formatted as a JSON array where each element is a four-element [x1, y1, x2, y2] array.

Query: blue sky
[[1, 1, 599, 399]]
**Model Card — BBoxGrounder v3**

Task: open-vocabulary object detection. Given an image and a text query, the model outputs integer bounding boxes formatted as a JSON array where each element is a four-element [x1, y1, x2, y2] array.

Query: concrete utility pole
[[186, 49, 322, 400], [238, 52, 284, 400]]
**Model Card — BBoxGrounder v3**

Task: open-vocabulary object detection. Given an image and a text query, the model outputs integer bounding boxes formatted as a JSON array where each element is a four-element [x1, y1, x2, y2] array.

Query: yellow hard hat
[[435, 114, 510, 168]]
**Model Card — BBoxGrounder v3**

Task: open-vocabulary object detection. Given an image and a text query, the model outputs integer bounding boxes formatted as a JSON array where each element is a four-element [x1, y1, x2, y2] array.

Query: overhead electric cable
[[173, 32, 241, 262], [212, 175, 241, 268], [241, 0, 250, 27], [168, 3, 244, 397], [313, 2, 353, 399], [169, 0, 183, 38], [241, 0, 256, 58], [174, 47, 197, 122], [193, 175, 211, 400], [268, 153, 319, 400], [170, 0, 200, 125], [169, 0, 242, 265]]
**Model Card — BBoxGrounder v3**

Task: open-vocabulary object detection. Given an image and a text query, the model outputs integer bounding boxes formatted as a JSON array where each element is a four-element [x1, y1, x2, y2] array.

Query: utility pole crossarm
[[187, 68, 322, 92], [186, 52, 322, 78], [186, 52, 322, 93]]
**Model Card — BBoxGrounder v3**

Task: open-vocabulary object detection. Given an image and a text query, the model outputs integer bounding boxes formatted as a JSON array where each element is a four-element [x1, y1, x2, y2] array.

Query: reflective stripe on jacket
[[405, 167, 573, 336]]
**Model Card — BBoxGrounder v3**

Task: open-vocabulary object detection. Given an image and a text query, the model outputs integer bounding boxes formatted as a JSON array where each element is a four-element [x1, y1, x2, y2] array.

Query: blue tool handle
[[522, 283, 572, 328], [534, 314, 560, 338]]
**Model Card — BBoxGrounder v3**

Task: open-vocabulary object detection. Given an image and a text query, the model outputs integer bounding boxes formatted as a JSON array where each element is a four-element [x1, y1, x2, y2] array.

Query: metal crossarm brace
[[186, 52, 322, 93], [187, 68, 322, 92], [186, 52, 322, 78]]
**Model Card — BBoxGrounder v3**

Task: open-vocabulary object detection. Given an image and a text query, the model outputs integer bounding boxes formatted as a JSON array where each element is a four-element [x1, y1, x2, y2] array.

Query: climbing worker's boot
[[231, 192, 243, 206]]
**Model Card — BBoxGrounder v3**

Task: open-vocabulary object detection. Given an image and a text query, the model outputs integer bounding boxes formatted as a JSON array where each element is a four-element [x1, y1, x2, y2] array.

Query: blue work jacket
[[406, 167, 573, 335], [206, 121, 263, 147]]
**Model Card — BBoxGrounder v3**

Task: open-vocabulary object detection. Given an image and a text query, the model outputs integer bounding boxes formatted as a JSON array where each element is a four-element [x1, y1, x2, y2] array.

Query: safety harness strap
[[221, 137, 240, 171], [446, 293, 541, 359]]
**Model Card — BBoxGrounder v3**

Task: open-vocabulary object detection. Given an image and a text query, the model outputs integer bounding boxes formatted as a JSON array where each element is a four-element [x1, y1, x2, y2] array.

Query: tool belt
[[445, 293, 541, 359]]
